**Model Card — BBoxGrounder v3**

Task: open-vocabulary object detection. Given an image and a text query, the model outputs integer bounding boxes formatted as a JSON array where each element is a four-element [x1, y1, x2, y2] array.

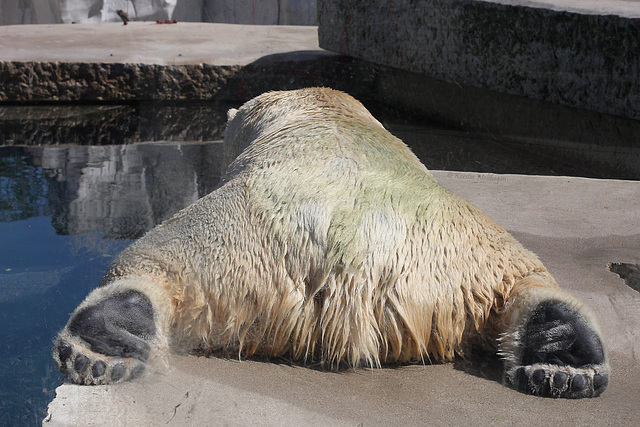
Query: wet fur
[[54, 88, 608, 397]]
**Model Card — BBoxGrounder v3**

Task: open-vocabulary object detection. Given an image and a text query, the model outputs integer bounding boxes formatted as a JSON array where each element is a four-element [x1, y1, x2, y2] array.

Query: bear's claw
[[55, 338, 146, 384], [53, 290, 155, 385], [510, 363, 608, 398], [504, 300, 609, 398]]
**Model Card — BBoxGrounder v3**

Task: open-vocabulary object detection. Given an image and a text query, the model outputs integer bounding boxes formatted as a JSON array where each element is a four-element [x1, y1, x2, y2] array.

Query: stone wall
[[0, 0, 61, 25], [0, 61, 240, 102], [317, 0, 640, 121], [0, 53, 365, 104], [175, 0, 317, 25]]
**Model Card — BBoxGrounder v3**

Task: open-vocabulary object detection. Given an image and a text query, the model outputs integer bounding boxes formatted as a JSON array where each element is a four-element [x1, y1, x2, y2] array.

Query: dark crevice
[[609, 263, 640, 292]]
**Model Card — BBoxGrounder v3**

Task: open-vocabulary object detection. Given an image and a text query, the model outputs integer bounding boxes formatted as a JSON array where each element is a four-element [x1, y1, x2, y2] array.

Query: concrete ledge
[[318, 0, 640, 121], [0, 23, 381, 106], [0, 23, 327, 103], [0, 23, 320, 66]]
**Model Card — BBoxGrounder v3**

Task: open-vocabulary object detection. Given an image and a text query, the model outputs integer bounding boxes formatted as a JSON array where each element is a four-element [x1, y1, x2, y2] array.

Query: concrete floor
[[43, 171, 640, 426], [0, 22, 319, 65]]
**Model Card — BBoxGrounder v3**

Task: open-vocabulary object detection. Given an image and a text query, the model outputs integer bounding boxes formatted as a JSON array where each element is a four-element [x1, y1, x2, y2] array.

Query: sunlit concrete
[[0, 22, 320, 65], [43, 171, 640, 426]]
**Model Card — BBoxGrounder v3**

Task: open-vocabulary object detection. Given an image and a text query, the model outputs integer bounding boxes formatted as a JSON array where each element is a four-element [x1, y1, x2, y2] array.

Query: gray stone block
[[318, 0, 640, 120]]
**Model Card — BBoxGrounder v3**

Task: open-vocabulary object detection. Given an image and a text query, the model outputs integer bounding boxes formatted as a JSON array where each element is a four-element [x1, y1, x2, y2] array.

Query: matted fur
[[55, 89, 608, 398], [101, 88, 563, 367]]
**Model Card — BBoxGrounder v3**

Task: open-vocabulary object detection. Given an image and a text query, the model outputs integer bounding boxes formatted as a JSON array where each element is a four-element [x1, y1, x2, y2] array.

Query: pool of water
[[0, 101, 638, 424], [1, 138, 227, 425]]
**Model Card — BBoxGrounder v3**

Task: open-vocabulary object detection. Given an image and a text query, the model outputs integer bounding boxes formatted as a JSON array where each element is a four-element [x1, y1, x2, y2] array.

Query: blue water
[[0, 221, 131, 425], [0, 141, 223, 425], [0, 154, 131, 425], [0, 216, 131, 425]]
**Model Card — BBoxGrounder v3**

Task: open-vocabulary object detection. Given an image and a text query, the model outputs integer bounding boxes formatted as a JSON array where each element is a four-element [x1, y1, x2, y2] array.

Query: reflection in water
[[0, 154, 49, 222], [6, 143, 224, 239], [0, 103, 230, 146], [2, 102, 639, 181], [0, 142, 223, 424]]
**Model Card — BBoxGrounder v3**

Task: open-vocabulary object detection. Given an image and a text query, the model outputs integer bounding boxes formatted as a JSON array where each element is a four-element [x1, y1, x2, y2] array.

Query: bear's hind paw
[[53, 290, 156, 385], [502, 299, 609, 398]]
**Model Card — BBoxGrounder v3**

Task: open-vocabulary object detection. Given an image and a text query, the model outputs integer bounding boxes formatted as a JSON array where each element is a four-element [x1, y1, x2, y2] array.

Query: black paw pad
[[571, 375, 588, 392], [531, 369, 545, 385], [506, 300, 609, 398], [92, 361, 106, 378], [74, 354, 90, 374], [553, 371, 568, 388], [58, 341, 72, 365], [111, 364, 127, 382], [54, 290, 156, 385], [130, 362, 146, 380], [521, 301, 605, 369], [67, 290, 155, 361], [594, 374, 608, 394]]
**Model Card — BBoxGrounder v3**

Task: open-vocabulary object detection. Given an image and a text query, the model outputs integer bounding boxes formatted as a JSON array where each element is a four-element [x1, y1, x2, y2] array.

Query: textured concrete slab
[[318, 0, 640, 121], [44, 171, 640, 426], [0, 22, 337, 102], [0, 22, 319, 66]]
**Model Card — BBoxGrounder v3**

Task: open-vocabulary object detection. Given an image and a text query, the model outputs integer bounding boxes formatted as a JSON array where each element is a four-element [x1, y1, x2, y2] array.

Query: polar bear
[[53, 88, 608, 398]]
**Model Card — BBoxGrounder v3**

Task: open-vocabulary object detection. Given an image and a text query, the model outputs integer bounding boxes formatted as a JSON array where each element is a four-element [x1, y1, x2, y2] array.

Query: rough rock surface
[[0, 61, 239, 103], [318, 0, 640, 121], [0, 61, 242, 103]]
